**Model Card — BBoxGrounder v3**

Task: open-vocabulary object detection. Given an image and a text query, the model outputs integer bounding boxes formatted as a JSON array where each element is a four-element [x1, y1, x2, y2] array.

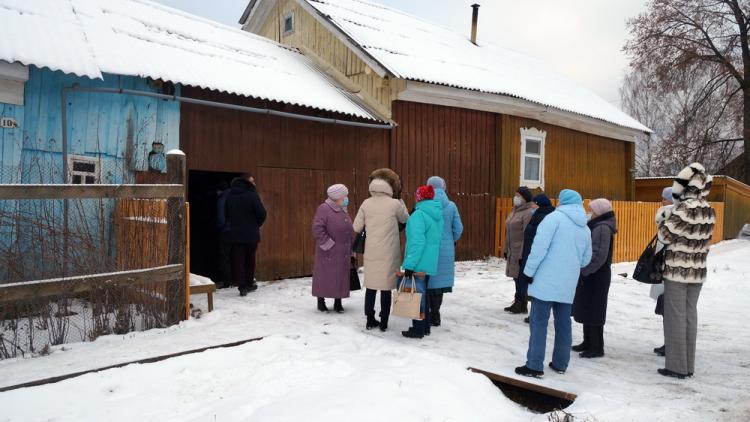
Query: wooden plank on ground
[[0, 184, 184, 200], [0, 265, 184, 303], [468, 367, 578, 401]]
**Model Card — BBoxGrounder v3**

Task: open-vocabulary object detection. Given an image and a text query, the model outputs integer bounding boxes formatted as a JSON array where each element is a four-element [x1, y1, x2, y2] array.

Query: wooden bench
[[189, 274, 216, 312]]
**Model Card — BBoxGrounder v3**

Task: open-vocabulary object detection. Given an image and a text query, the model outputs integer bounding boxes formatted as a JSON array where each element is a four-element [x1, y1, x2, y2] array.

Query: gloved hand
[[404, 269, 414, 279]]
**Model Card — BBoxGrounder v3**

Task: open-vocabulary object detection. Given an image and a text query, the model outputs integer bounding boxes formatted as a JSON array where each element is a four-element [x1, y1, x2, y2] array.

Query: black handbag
[[352, 230, 366, 254], [633, 235, 664, 284], [349, 267, 361, 291]]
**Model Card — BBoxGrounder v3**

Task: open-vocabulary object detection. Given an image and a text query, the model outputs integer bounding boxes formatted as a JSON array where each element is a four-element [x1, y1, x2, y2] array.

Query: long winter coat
[[225, 178, 267, 244], [402, 199, 444, 275], [523, 204, 592, 304], [353, 179, 409, 291], [428, 188, 463, 289], [573, 211, 617, 326], [504, 202, 534, 278], [658, 164, 715, 284], [517, 205, 555, 286], [312, 199, 353, 299]]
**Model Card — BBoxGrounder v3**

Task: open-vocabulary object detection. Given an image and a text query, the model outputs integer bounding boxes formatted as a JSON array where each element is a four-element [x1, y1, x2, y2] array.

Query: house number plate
[[0, 117, 17, 128]]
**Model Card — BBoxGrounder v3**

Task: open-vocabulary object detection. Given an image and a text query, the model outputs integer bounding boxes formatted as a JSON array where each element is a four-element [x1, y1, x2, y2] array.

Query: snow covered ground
[[1, 241, 749, 421]]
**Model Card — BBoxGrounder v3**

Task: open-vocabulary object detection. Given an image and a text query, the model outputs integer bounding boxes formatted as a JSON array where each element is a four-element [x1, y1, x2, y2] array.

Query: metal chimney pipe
[[470, 4, 480, 45]]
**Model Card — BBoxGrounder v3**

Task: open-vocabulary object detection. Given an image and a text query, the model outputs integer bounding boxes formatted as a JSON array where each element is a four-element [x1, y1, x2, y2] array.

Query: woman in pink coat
[[312, 184, 353, 313]]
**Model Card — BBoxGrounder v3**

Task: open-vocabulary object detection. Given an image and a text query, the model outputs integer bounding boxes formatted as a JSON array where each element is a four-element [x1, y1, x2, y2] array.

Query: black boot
[[515, 365, 544, 378], [580, 326, 604, 358], [379, 290, 391, 332], [505, 300, 528, 314], [654, 345, 665, 356], [333, 299, 344, 313], [366, 314, 380, 330], [572, 325, 590, 352], [402, 320, 425, 339], [317, 297, 329, 313], [430, 291, 443, 326]]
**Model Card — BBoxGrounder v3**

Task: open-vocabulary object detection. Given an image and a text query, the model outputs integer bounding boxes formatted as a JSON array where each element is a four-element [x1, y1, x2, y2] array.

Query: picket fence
[[495, 198, 725, 264]]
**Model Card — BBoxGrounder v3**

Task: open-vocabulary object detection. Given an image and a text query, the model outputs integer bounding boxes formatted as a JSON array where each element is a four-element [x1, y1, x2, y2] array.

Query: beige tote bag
[[392, 276, 422, 319]]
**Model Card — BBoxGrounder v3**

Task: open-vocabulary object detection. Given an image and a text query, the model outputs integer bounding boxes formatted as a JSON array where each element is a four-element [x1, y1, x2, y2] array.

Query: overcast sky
[[154, 0, 648, 106]]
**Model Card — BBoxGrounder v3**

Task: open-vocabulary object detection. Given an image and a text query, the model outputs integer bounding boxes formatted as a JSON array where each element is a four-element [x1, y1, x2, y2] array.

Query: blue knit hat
[[532, 193, 552, 207], [427, 176, 446, 190], [559, 189, 583, 205], [661, 187, 673, 202]]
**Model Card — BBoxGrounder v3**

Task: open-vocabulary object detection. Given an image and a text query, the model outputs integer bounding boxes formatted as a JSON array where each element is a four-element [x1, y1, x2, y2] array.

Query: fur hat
[[672, 163, 712, 201], [532, 193, 552, 208], [415, 185, 435, 202], [517, 186, 533, 203], [369, 168, 402, 199], [589, 198, 613, 216], [326, 184, 348, 200]]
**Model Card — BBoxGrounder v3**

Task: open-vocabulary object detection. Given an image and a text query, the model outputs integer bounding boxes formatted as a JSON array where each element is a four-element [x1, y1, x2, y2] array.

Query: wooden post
[[166, 150, 186, 324], [184, 202, 191, 320]]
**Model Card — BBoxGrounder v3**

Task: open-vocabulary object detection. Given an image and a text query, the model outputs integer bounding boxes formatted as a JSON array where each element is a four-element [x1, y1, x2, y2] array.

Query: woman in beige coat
[[504, 186, 534, 314], [353, 178, 409, 332]]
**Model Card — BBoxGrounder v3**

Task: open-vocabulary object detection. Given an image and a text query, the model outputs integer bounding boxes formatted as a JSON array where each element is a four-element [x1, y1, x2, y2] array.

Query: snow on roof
[[0, 0, 378, 120], [305, 0, 651, 132]]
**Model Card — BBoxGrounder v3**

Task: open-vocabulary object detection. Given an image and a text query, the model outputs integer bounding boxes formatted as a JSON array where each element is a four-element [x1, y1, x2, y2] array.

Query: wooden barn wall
[[256, 0, 400, 114], [180, 87, 389, 280], [391, 101, 496, 260], [498, 114, 633, 200], [724, 179, 750, 239]]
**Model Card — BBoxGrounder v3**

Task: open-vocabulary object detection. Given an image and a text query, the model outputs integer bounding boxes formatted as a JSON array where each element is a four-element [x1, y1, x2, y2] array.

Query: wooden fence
[[495, 198, 725, 264]]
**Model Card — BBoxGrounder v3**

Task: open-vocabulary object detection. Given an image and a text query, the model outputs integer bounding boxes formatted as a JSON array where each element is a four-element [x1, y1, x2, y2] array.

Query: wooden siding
[[636, 176, 750, 240], [391, 101, 496, 260], [498, 114, 633, 200], [180, 87, 389, 280], [256, 0, 400, 114], [496, 198, 725, 263]]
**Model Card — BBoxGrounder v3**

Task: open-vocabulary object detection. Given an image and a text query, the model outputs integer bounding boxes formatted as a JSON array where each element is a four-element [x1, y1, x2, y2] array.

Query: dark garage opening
[[188, 170, 241, 284]]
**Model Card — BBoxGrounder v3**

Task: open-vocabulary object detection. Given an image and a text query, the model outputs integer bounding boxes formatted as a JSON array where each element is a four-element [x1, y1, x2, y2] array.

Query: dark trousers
[[231, 242, 258, 291], [582, 324, 604, 354], [428, 290, 443, 319], [364, 288, 392, 325], [514, 277, 528, 302], [218, 232, 233, 285]]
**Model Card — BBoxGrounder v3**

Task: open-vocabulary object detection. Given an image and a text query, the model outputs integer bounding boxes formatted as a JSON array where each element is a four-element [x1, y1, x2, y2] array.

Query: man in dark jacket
[[225, 174, 267, 296], [517, 193, 556, 322]]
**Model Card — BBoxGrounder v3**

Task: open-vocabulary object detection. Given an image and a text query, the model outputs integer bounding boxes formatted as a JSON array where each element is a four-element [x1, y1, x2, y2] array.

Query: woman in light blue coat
[[515, 189, 592, 379], [425, 176, 463, 327]]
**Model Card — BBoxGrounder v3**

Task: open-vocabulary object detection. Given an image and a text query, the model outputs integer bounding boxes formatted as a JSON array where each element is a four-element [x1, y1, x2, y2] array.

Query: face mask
[[341, 198, 349, 207], [513, 196, 522, 207]]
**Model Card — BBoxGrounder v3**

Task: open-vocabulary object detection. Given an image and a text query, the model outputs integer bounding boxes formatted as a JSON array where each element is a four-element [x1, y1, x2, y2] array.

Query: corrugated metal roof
[[305, 0, 651, 132], [0, 0, 379, 120]]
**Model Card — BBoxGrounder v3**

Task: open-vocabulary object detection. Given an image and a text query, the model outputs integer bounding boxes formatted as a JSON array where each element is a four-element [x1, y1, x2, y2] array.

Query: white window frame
[[519, 127, 546, 189], [68, 155, 101, 185], [0, 61, 29, 106], [282, 11, 295, 36]]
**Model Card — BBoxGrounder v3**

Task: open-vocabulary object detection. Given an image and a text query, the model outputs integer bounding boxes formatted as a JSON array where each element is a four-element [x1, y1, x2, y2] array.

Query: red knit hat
[[415, 185, 435, 202]]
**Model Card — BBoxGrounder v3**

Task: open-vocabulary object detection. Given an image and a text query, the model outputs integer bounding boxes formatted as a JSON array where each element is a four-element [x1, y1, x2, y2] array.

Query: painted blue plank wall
[[0, 66, 181, 185]]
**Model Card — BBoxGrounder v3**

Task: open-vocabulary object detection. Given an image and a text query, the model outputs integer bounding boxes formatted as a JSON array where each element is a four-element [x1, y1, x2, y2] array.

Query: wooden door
[[255, 167, 356, 280]]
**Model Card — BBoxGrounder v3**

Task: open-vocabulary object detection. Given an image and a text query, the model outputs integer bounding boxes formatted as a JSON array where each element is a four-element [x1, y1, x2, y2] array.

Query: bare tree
[[625, 0, 749, 182]]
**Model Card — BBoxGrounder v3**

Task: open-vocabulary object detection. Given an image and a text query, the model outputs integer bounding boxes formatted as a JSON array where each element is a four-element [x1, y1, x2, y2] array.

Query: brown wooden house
[[236, 0, 651, 271]]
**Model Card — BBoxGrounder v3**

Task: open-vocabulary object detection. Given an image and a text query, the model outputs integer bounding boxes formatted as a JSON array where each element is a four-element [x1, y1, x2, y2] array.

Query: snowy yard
[[1, 241, 749, 421]]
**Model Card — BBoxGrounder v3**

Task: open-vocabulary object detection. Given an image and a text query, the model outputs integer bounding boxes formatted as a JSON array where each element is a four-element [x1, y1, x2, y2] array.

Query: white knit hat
[[326, 184, 348, 200]]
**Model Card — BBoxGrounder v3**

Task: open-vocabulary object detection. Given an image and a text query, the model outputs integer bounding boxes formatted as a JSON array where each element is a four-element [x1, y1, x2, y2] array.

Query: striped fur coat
[[657, 163, 716, 284]]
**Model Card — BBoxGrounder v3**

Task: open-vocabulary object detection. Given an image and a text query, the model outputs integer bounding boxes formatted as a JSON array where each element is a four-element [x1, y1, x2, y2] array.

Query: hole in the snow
[[469, 368, 576, 413]]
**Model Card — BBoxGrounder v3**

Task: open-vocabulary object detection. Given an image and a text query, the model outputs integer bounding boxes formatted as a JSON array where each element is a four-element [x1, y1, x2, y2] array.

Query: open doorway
[[187, 170, 241, 284]]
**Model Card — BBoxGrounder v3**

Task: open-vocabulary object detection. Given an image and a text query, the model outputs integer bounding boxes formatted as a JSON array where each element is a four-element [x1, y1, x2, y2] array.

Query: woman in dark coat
[[572, 198, 617, 358], [312, 184, 353, 313], [517, 193, 556, 318]]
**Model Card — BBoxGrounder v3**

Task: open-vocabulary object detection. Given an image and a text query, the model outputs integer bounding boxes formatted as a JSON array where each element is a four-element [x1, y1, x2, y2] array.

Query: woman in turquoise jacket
[[399, 185, 444, 339], [426, 176, 463, 327]]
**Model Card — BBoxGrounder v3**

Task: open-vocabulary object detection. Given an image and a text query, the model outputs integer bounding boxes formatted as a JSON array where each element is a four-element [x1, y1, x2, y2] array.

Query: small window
[[283, 11, 295, 36], [520, 127, 546, 188], [68, 155, 100, 185]]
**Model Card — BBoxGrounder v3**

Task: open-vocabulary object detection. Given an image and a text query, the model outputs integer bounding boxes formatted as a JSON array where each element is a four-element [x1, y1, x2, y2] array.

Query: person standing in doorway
[[515, 189, 592, 378], [225, 173, 267, 297], [215, 180, 232, 289], [312, 184, 353, 313], [657, 163, 715, 379], [504, 186, 534, 314], [424, 176, 463, 327]]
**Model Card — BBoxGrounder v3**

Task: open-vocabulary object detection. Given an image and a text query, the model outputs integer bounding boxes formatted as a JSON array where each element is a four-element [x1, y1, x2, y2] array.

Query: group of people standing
[[505, 162, 715, 380], [311, 169, 464, 339]]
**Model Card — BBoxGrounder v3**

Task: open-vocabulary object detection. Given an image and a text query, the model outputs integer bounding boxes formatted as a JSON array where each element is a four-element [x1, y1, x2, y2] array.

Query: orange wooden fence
[[495, 198, 725, 263]]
